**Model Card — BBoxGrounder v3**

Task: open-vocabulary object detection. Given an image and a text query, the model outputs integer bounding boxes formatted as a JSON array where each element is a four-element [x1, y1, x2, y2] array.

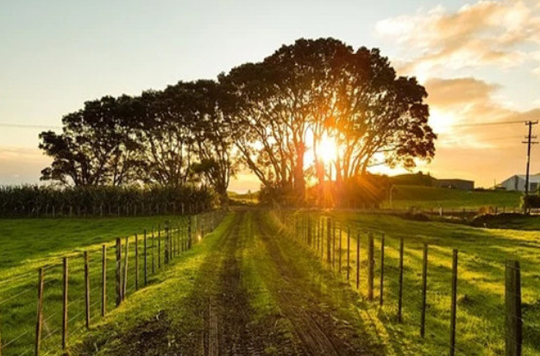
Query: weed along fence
[[0, 210, 225, 356], [278, 211, 537, 356]]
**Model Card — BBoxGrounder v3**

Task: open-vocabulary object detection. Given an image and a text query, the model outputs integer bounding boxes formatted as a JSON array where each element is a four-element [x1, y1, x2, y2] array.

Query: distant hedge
[[0, 185, 215, 218], [521, 194, 540, 210]]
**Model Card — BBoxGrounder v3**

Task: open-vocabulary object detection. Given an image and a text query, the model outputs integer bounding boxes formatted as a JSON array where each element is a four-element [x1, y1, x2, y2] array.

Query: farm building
[[500, 174, 540, 192], [435, 179, 474, 191]]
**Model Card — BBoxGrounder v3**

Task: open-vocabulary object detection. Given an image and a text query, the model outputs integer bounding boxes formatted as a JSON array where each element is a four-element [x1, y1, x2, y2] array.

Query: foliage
[[38, 38, 437, 206], [39, 95, 144, 186], [220, 38, 436, 200], [520, 194, 540, 209]]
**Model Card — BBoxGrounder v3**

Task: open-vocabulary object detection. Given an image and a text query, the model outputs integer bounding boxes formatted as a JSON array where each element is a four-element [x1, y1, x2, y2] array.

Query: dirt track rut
[[78, 210, 376, 355]]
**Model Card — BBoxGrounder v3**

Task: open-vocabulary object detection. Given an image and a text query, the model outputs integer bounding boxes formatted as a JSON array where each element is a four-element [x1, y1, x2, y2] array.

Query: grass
[[290, 209, 540, 355], [4, 208, 540, 355], [0, 214, 213, 356], [74, 209, 383, 355], [385, 185, 522, 210], [70, 212, 235, 355]]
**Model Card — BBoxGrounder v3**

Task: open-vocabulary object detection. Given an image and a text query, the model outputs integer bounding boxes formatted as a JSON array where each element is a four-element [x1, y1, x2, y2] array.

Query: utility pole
[[522, 120, 538, 196]]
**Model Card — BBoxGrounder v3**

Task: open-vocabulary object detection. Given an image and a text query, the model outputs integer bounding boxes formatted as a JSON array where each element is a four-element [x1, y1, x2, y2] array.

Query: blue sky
[[1, 0, 539, 190]]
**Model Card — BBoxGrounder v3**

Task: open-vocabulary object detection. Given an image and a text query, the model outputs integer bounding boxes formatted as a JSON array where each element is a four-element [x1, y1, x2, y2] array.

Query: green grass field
[[288, 210, 540, 355], [2, 208, 540, 355], [0, 214, 209, 355], [385, 185, 522, 210]]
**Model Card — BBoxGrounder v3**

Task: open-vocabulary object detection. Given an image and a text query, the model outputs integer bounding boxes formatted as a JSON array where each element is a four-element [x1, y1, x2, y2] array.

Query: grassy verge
[[71, 212, 235, 355], [288, 210, 540, 355], [0, 214, 205, 355]]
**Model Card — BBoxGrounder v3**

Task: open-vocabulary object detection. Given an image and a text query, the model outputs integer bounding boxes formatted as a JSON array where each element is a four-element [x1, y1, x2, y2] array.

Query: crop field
[[1, 208, 539, 355]]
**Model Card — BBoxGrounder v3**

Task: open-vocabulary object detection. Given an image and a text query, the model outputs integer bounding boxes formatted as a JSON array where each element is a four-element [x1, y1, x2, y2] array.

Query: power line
[[0, 123, 61, 130], [452, 120, 528, 128]]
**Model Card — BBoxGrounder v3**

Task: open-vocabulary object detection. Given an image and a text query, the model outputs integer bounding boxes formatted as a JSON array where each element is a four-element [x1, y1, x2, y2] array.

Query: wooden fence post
[[368, 233, 374, 301], [101, 245, 106, 317], [165, 223, 169, 264], [135, 234, 139, 291], [116, 238, 122, 306], [450, 249, 458, 356], [151, 229, 155, 273], [356, 231, 360, 289], [347, 227, 351, 280], [380, 235, 385, 306], [158, 228, 161, 268], [327, 218, 331, 264], [398, 238, 404, 322], [62, 257, 68, 350], [35, 268, 44, 356], [332, 222, 336, 269], [420, 243, 428, 337], [338, 226, 342, 275], [505, 260, 522, 356], [123, 237, 129, 299], [188, 217, 192, 249], [308, 215, 312, 246], [144, 231, 148, 286], [84, 251, 90, 329]]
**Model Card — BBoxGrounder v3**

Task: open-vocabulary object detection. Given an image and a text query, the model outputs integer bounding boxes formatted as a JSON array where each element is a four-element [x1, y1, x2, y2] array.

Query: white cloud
[[377, 0, 540, 78]]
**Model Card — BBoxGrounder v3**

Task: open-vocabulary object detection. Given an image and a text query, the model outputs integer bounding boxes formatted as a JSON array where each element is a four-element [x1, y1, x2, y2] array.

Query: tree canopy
[[39, 37, 436, 207]]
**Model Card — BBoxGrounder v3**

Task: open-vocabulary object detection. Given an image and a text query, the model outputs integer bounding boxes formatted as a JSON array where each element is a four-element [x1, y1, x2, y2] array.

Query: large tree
[[187, 80, 237, 205], [221, 38, 436, 201], [39, 95, 143, 186]]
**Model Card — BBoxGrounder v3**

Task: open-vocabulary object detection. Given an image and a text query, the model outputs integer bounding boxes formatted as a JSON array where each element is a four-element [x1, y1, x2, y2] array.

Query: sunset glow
[[317, 134, 338, 164]]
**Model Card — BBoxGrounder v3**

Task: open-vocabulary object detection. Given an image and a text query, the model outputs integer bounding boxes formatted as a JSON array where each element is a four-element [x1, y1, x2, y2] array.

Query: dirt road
[[77, 210, 377, 355]]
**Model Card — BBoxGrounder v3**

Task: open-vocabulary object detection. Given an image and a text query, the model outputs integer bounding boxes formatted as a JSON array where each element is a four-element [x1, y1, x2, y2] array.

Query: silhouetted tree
[[221, 38, 436, 203], [39, 95, 143, 186]]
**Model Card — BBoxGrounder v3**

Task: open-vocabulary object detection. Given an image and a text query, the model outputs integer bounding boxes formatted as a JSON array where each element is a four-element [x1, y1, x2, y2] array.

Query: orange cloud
[[406, 76, 540, 186]]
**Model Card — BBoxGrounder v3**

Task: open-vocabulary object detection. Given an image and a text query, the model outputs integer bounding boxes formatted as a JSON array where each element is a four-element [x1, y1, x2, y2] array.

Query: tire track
[[254, 211, 371, 356], [203, 210, 266, 356]]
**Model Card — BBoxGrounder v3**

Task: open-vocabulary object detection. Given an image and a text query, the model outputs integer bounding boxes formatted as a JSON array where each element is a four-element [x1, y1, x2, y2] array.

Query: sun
[[317, 134, 338, 164]]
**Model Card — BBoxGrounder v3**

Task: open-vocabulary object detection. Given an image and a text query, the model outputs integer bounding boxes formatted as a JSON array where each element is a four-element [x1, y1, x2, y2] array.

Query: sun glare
[[318, 135, 338, 163]]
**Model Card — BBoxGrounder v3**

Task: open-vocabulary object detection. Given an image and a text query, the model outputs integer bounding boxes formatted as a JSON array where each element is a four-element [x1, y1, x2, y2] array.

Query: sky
[[1, 0, 540, 192]]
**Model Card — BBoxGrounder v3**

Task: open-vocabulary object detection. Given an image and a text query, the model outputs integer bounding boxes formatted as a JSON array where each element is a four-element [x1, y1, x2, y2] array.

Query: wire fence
[[277, 209, 536, 356], [0, 209, 226, 356]]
